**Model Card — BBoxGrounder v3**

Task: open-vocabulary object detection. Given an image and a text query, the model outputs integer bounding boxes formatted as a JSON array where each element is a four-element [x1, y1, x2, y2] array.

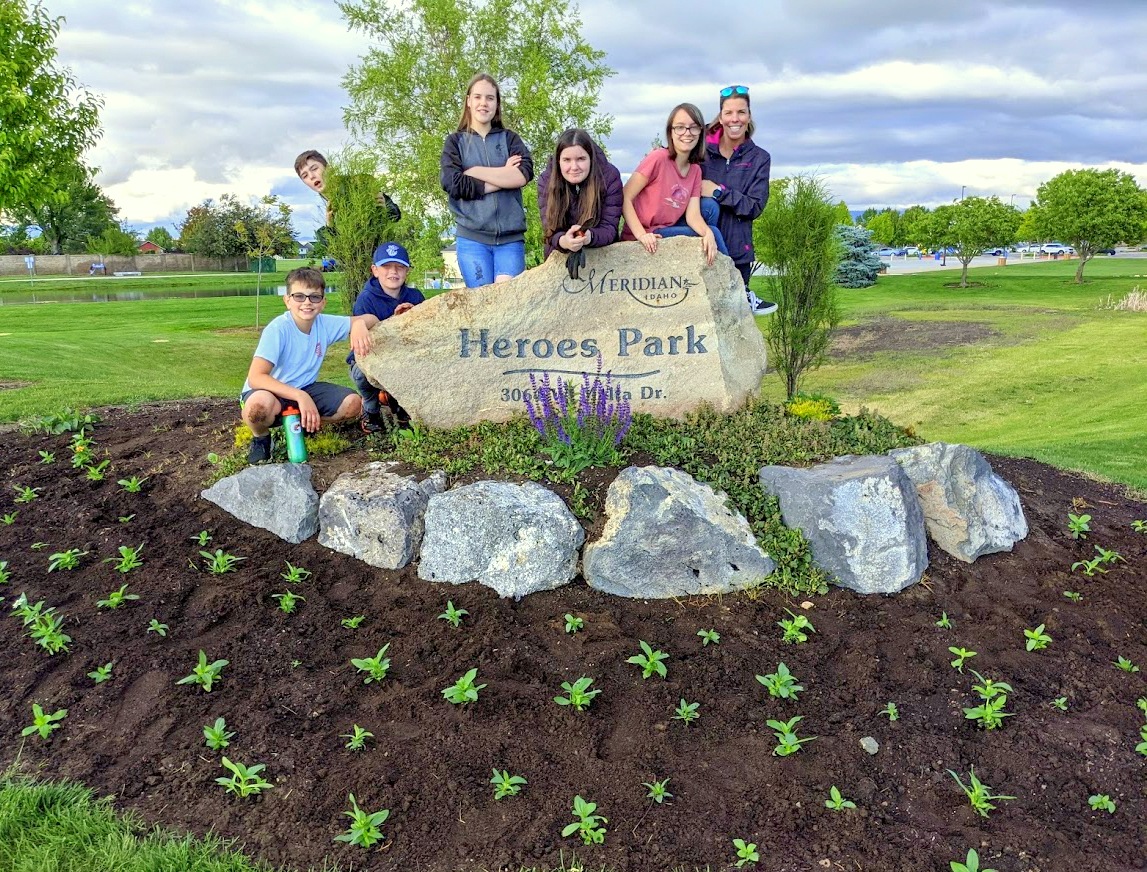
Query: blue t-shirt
[[242, 311, 351, 394], [346, 280, 425, 364]]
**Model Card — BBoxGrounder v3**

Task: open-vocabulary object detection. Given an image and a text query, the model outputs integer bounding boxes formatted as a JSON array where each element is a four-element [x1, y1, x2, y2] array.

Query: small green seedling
[[825, 786, 856, 810], [191, 530, 212, 546], [1093, 545, 1124, 565], [879, 702, 899, 721], [215, 757, 272, 798], [13, 485, 40, 503], [756, 662, 803, 700], [271, 590, 304, 614], [766, 716, 816, 756], [778, 608, 815, 643], [1063, 590, 1082, 603], [1067, 512, 1091, 539], [341, 724, 374, 751], [627, 640, 669, 679], [333, 793, 389, 848], [146, 618, 169, 637], [85, 459, 112, 481], [105, 544, 144, 574], [442, 667, 485, 704], [38, 450, 55, 464], [562, 795, 607, 846], [1136, 723, 1147, 757], [438, 600, 468, 627], [1, 511, 17, 525], [341, 614, 366, 629], [564, 613, 584, 633], [948, 766, 1014, 818], [1115, 656, 1140, 673], [1088, 793, 1115, 813], [21, 703, 68, 739], [697, 628, 720, 646], [200, 549, 245, 574], [969, 670, 1013, 701], [117, 476, 147, 493], [0, 561, 10, 584], [176, 650, 229, 692], [281, 561, 312, 583], [950, 848, 998, 872], [1051, 696, 1068, 712], [672, 698, 700, 725], [118, 515, 135, 523], [87, 662, 114, 683], [1131, 519, 1147, 533], [203, 717, 234, 750], [555, 676, 601, 711], [491, 768, 527, 799], [949, 646, 977, 673], [48, 549, 87, 572], [1024, 624, 1052, 652], [350, 644, 391, 683], [1071, 557, 1107, 577], [1137, 697, 1147, 715], [732, 838, 759, 867], [96, 584, 140, 610], [963, 695, 1012, 731], [31, 542, 47, 550], [643, 777, 672, 804]]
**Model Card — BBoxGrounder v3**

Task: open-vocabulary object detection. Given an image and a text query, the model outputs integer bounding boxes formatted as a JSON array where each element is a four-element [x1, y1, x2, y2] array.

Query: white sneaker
[[747, 291, 778, 315]]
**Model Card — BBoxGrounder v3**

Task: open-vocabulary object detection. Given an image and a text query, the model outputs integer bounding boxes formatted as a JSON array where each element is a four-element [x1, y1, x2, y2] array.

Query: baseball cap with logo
[[372, 242, 410, 268]]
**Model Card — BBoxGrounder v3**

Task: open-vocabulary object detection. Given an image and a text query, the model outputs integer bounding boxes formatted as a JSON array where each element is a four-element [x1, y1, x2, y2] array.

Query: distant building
[[298, 241, 314, 257], [138, 240, 164, 254]]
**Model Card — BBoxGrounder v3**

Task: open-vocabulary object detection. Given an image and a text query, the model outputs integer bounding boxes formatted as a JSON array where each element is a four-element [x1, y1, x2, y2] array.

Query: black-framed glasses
[[671, 124, 702, 135], [288, 292, 325, 303], [720, 85, 749, 98]]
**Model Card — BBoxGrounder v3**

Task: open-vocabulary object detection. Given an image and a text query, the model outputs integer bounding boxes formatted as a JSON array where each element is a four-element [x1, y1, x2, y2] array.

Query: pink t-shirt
[[621, 148, 700, 239]]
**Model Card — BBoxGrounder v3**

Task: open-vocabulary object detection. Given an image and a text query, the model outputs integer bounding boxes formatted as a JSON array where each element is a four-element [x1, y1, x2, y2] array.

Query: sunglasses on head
[[720, 85, 749, 98], [288, 292, 325, 303]]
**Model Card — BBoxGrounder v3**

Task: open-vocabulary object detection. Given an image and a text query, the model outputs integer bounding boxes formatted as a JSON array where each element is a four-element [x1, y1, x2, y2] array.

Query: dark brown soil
[[830, 317, 1000, 358], [2, 400, 1146, 872]]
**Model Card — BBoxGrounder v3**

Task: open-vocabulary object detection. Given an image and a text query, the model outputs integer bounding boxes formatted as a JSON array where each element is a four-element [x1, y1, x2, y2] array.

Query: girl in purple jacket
[[537, 128, 623, 260]]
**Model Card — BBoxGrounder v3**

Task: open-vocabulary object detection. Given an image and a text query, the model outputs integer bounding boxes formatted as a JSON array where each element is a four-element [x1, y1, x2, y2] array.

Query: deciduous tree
[[928, 197, 1020, 288], [0, 0, 102, 215], [144, 226, 176, 251], [8, 161, 118, 253], [1031, 168, 1147, 283], [178, 195, 295, 260], [338, 0, 613, 267]]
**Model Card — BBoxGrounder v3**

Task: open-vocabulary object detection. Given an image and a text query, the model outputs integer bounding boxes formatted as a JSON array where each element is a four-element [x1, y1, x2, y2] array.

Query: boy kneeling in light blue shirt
[[241, 267, 379, 464]]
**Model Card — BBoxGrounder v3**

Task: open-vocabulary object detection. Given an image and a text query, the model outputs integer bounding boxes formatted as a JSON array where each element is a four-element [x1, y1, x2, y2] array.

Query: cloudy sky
[[49, 0, 1147, 240]]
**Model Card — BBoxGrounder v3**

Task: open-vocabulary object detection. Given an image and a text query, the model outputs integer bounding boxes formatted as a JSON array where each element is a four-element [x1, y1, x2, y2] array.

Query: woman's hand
[[561, 225, 589, 252], [640, 232, 660, 255], [701, 231, 717, 266], [700, 180, 720, 198]]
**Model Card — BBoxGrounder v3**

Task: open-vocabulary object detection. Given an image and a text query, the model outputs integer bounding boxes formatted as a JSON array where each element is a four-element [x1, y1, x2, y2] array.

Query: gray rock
[[583, 466, 774, 598], [759, 455, 928, 594], [860, 736, 880, 755], [888, 442, 1028, 562], [200, 464, 318, 544], [318, 463, 446, 569], [418, 481, 584, 599]]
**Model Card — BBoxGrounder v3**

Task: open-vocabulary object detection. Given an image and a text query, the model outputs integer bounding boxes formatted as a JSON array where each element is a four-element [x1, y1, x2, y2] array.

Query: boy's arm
[[349, 314, 380, 360]]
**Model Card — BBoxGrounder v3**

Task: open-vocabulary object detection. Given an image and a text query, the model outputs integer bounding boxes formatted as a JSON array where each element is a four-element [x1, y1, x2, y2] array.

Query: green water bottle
[[282, 406, 307, 463]]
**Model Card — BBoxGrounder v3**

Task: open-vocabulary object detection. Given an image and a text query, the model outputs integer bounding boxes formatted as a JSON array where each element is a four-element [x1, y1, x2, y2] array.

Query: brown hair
[[542, 129, 604, 243], [706, 92, 755, 139], [285, 267, 325, 293], [293, 150, 327, 176], [455, 73, 504, 133], [666, 103, 706, 164]]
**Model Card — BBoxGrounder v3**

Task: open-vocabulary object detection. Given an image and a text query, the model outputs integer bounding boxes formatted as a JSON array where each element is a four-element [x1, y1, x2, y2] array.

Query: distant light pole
[[960, 185, 966, 201], [1010, 193, 1017, 207]]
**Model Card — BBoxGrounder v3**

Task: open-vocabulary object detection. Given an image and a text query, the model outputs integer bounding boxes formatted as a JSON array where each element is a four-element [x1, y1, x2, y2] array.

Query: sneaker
[[247, 434, 272, 464], [747, 291, 778, 315], [360, 411, 385, 434]]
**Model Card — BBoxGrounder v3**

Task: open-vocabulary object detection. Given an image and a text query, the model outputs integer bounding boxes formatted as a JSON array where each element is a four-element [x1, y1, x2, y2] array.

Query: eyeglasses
[[671, 124, 702, 135], [720, 85, 750, 98], [288, 292, 325, 303]]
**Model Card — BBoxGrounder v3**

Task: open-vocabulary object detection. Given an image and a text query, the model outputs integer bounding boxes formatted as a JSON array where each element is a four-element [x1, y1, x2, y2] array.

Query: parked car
[[905, 247, 922, 257], [1096, 247, 1116, 256], [1014, 243, 1040, 253], [1040, 243, 1074, 256], [983, 247, 1006, 257], [876, 248, 896, 257]]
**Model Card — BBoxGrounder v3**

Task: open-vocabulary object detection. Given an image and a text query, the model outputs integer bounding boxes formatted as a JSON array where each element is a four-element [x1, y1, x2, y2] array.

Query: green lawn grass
[[754, 256, 1147, 490]]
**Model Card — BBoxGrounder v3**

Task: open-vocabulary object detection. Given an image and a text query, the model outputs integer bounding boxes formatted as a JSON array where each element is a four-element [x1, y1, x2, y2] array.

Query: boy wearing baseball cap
[[348, 242, 425, 433]]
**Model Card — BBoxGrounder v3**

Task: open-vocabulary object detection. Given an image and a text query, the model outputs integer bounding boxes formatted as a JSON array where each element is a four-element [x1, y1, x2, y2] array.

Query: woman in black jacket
[[536, 128, 622, 262]]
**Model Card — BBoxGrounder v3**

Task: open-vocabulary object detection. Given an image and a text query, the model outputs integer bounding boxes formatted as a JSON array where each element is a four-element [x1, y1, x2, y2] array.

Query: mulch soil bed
[[1, 399, 1145, 872]]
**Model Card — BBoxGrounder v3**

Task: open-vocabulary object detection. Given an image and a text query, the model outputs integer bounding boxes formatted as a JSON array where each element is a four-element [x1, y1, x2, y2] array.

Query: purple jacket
[[702, 136, 771, 266], [536, 142, 623, 259]]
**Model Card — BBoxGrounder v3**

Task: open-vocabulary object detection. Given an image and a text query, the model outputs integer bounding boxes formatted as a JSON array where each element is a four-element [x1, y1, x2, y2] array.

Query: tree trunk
[[1074, 256, 1086, 284]]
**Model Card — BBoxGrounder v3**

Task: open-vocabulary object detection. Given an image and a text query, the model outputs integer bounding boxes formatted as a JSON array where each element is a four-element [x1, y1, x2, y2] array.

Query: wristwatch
[[713, 184, 727, 201]]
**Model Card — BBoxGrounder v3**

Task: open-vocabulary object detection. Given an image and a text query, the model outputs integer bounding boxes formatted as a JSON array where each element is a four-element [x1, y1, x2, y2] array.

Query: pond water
[[0, 284, 298, 306]]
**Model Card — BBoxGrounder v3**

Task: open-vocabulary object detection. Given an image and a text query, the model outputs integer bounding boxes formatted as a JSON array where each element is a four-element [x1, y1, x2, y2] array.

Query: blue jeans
[[349, 363, 382, 414], [656, 197, 729, 256], [455, 237, 526, 288]]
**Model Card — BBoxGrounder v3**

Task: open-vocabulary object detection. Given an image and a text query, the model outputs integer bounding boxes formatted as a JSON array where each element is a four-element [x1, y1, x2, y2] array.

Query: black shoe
[[747, 292, 778, 315], [360, 411, 385, 434], [247, 434, 272, 464], [384, 395, 412, 428]]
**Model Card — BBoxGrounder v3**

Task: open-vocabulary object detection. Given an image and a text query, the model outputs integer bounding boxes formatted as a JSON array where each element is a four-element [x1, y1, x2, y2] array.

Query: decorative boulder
[[200, 464, 318, 544], [418, 481, 584, 599], [355, 238, 767, 427], [583, 466, 775, 598], [759, 455, 928, 594], [318, 463, 446, 570], [888, 442, 1028, 562]]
